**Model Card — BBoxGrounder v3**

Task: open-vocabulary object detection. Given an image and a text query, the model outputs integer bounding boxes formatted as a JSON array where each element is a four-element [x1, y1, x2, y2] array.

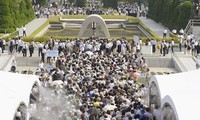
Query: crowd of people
[[33, 0, 115, 18], [24, 37, 158, 120], [117, 2, 147, 17], [145, 28, 200, 57], [1, 35, 199, 119], [0, 37, 35, 57], [3, 34, 198, 119], [144, 38, 175, 56]]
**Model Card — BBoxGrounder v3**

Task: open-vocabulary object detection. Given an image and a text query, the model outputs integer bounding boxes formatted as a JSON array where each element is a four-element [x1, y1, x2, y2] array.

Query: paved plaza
[[18, 18, 47, 37], [139, 17, 170, 38]]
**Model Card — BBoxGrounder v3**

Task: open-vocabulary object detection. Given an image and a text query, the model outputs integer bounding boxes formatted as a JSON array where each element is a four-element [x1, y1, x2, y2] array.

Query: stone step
[[0, 52, 15, 71]]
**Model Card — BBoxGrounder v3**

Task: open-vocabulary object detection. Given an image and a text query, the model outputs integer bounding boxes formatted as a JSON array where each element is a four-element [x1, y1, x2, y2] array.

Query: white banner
[[46, 50, 59, 57], [133, 35, 139, 43], [46, 65, 56, 72], [140, 73, 147, 78]]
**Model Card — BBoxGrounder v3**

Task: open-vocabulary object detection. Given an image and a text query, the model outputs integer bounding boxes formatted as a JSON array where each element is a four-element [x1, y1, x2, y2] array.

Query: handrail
[[121, 23, 152, 37], [184, 19, 192, 35], [184, 19, 200, 35], [1, 55, 14, 71], [121, 22, 126, 29], [137, 25, 152, 37]]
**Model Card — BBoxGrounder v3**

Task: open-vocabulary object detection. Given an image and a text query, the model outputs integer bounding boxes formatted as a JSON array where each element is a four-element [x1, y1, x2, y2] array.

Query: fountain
[[27, 86, 80, 120]]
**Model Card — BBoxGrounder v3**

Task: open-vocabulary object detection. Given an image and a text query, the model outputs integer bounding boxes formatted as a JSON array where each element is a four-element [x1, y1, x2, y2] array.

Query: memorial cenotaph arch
[[78, 14, 110, 38]]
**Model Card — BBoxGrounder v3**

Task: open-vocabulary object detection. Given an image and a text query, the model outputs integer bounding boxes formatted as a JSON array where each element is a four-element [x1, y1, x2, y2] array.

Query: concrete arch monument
[[78, 14, 110, 38]]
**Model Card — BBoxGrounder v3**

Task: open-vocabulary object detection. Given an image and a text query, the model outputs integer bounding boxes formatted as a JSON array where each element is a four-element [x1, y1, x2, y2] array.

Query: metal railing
[[184, 19, 200, 35], [137, 25, 152, 37]]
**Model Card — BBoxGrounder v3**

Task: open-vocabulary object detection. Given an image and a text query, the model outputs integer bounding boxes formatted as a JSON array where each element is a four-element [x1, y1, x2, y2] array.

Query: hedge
[[26, 36, 179, 43]]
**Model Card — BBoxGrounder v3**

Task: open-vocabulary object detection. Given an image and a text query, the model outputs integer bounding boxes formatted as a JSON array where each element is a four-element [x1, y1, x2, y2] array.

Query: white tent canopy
[[149, 69, 200, 120], [0, 98, 25, 120], [0, 71, 40, 120]]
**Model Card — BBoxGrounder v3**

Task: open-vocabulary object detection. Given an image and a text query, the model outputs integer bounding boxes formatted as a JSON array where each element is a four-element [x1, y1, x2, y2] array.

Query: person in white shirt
[[29, 40, 35, 57], [37, 60, 44, 71], [170, 39, 174, 53], [163, 40, 167, 56], [86, 43, 93, 51], [179, 28, 184, 35], [121, 42, 127, 55], [116, 40, 121, 53], [172, 29, 177, 35], [38, 42, 44, 57], [186, 33, 191, 40], [163, 29, 167, 38], [18, 39, 23, 53], [136, 43, 140, 52], [15, 38, 19, 51], [11, 59, 17, 72], [105, 41, 111, 55], [79, 41, 85, 53], [178, 35, 183, 52], [2, 39, 6, 53], [151, 38, 157, 53], [94, 42, 101, 53], [41, 46, 46, 63], [23, 43, 28, 57], [8, 38, 15, 54], [158, 40, 163, 55], [23, 26, 27, 37]]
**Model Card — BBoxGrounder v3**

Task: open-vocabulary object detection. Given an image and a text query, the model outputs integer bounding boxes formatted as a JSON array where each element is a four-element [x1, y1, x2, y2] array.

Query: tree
[[0, 0, 13, 32], [76, 0, 86, 7], [148, 0, 193, 30], [177, 1, 193, 29], [35, 0, 47, 7], [102, 0, 118, 9], [0, 0, 35, 33], [25, 0, 35, 19]]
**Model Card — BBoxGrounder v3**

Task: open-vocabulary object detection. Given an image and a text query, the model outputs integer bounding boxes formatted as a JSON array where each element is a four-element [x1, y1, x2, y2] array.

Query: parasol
[[102, 104, 117, 111]]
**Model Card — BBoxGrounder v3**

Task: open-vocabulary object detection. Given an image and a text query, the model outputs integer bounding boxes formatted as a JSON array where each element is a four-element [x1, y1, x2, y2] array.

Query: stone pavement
[[139, 17, 170, 38], [192, 26, 200, 41], [0, 52, 14, 71], [18, 18, 47, 37], [173, 52, 196, 72], [138, 16, 197, 71], [0, 49, 41, 73], [0, 47, 197, 74], [14, 50, 41, 73]]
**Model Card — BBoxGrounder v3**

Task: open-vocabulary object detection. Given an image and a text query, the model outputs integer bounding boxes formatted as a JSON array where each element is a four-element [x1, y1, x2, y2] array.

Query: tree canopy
[[102, 0, 118, 9], [0, 0, 35, 33], [35, 0, 48, 6], [76, 0, 86, 7], [148, 0, 193, 30]]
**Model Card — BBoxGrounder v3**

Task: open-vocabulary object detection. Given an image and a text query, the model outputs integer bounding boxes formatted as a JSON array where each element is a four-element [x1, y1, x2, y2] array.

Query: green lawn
[[29, 15, 138, 38], [18, 15, 172, 42], [44, 27, 146, 38], [126, 16, 141, 24]]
